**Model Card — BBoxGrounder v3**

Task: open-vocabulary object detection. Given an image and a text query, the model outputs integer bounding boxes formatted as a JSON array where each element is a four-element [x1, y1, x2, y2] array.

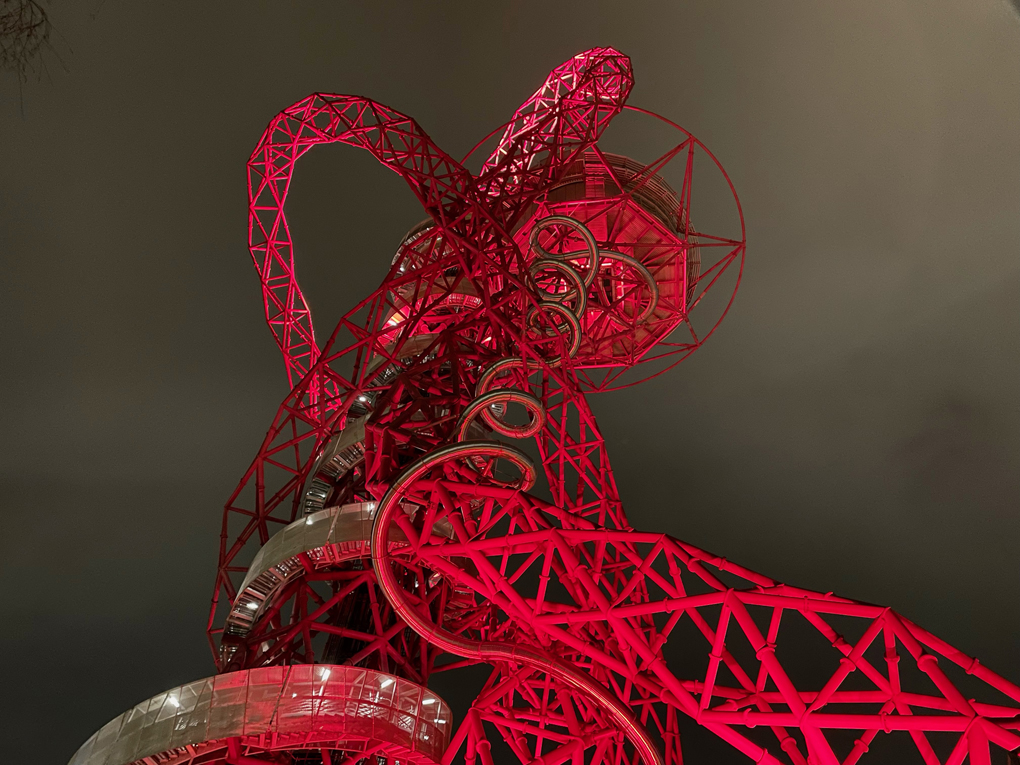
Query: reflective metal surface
[[224, 501, 397, 642], [300, 416, 367, 515], [68, 665, 451, 765]]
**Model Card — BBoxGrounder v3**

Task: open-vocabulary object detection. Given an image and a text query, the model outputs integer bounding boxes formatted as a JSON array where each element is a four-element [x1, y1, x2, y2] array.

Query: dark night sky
[[1, 2, 1018, 763]]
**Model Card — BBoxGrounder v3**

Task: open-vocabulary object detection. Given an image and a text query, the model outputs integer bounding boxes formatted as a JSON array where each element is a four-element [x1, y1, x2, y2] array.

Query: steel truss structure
[[70, 48, 1019, 765]]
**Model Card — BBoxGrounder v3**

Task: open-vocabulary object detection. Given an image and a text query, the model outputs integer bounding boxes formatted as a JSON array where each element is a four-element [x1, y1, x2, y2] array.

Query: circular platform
[[68, 664, 451, 765]]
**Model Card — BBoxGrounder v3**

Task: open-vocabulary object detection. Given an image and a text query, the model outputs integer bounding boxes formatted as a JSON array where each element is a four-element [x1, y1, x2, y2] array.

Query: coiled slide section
[[369, 357, 663, 765]]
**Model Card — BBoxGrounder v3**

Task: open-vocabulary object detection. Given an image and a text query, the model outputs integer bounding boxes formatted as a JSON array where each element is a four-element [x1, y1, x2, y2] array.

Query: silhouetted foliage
[[0, 0, 50, 82]]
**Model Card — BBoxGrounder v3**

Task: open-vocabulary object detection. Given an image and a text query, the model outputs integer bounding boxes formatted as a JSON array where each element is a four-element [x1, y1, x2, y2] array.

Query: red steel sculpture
[[71, 48, 1020, 765]]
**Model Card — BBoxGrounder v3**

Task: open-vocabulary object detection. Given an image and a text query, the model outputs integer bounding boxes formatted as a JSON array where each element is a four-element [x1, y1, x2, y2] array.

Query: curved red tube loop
[[370, 442, 664, 765], [247, 95, 479, 388], [584, 249, 660, 324], [475, 356, 541, 397], [525, 301, 582, 364], [248, 48, 633, 390], [456, 390, 546, 441], [528, 215, 602, 287], [528, 258, 589, 314]]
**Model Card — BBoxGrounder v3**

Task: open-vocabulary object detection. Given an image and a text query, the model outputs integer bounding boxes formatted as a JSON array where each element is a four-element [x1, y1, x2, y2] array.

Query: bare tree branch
[[0, 0, 50, 83]]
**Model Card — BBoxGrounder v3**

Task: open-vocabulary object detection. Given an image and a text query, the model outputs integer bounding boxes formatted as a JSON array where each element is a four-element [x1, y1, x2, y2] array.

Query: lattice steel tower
[[71, 48, 1020, 765]]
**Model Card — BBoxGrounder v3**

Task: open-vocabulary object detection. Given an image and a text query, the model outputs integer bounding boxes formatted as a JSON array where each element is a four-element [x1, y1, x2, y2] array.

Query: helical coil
[[523, 215, 660, 366], [366, 214, 668, 765]]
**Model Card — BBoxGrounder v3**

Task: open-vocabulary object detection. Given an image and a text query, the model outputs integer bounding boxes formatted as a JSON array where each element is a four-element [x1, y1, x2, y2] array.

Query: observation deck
[[70, 665, 450, 765]]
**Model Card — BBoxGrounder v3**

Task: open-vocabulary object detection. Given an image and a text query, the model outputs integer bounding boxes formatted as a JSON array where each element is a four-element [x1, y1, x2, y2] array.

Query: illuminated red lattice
[[69, 47, 1019, 765]]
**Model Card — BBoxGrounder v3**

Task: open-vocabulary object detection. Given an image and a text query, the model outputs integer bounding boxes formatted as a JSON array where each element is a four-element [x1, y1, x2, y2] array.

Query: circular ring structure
[[528, 215, 601, 286], [476, 357, 536, 397], [528, 257, 588, 313], [526, 301, 582, 362], [68, 665, 451, 765], [400, 439, 536, 493], [457, 390, 546, 440], [583, 249, 660, 324]]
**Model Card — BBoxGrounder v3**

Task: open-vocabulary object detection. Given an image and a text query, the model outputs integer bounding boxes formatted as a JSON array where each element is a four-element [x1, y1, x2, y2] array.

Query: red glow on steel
[[194, 46, 1020, 765]]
